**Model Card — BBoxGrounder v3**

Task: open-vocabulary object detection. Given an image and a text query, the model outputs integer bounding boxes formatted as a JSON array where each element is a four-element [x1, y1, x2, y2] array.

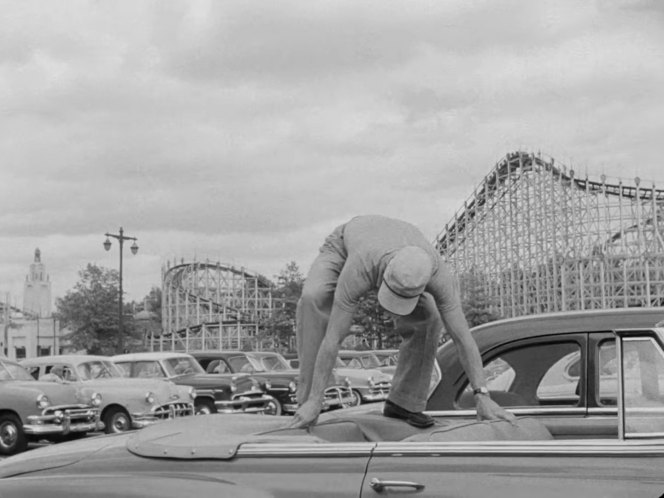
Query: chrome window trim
[[371, 440, 664, 456], [427, 407, 588, 417], [235, 439, 664, 457], [429, 407, 619, 417], [238, 442, 376, 457]]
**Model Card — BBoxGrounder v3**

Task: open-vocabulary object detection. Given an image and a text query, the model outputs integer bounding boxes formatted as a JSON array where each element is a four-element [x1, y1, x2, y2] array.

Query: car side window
[[621, 336, 664, 436], [597, 340, 618, 406], [457, 341, 582, 408], [206, 359, 230, 374], [347, 358, 363, 369]]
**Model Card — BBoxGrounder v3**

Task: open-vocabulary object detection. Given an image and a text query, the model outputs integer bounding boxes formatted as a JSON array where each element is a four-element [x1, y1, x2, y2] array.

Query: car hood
[[171, 373, 232, 389], [84, 377, 187, 398], [334, 368, 392, 384], [0, 432, 131, 478], [3, 381, 88, 405]]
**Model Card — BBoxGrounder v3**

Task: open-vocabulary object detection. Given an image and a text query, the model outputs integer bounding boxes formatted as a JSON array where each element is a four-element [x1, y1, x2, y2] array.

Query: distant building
[[23, 248, 52, 318], [1, 249, 64, 361]]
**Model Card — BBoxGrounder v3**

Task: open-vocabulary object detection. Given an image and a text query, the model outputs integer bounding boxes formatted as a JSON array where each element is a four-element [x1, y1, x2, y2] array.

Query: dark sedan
[[191, 351, 353, 415]]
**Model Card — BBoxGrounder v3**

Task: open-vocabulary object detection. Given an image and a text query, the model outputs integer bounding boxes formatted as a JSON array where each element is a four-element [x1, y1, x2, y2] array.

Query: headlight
[[36, 394, 50, 410], [53, 410, 64, 424], [188, 387, 196, 400], [90, 392, 102, 407], [230, 381, 237, 393], [145, 392, 155, 404], [288, 381, 297, 393]]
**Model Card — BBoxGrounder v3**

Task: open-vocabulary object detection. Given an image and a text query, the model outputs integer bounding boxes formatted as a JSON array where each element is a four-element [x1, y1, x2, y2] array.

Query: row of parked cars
[[0, 348, 397, 456]]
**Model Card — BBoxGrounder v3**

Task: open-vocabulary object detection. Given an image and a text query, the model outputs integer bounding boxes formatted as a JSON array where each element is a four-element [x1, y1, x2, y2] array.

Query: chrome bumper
[[283, 386, 355, 414], [361, 384, 391, 402], [24, 406, 102, 436], [323, 386, 355, 408], [215, 392, 276, 414]]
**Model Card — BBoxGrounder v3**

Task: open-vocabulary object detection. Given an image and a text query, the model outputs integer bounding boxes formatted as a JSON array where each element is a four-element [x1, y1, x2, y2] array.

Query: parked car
[[0, 356, 102, 456], [20, 355, 195, 434], [2, 317, 664, 497], [112, 352, 275, 415], [191, 351, 354, 415], [426, 307, 664, 439], [371, 349, 399, 375], [336, 350, 394, 406], [281, 352, 299, 369]]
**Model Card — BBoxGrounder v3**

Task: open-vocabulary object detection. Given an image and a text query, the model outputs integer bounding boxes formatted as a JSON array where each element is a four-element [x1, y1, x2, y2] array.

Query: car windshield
[[228, 355, 265, 373], [0, 359, 35, 381], [77, 360, 123, 380], [163, 357, 205, 377], [258, 354, 291, 371]]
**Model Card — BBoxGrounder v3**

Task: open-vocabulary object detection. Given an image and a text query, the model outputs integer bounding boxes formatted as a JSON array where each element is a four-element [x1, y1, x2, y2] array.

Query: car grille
[[369, 382, 391, 395], [43, 405, 97, 422], [153, 402, 194, 419], [324, 386, 351, 400]]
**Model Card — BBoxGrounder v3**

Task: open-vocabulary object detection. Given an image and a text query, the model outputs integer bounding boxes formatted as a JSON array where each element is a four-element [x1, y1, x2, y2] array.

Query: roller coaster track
[[156, 260, 275, 352], [435, 151, 664, 317], [438, 151, 664, 252]]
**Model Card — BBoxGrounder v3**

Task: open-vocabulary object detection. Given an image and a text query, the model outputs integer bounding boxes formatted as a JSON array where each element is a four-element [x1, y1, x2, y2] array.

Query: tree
[[352, 291, 398, 349], [459, 271, 499, 328], [55, 263, 139, 355], [258, 261, 304, 351]]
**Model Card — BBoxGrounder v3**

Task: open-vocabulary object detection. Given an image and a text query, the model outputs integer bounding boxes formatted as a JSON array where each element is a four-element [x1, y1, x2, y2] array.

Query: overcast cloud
[[1, 0, 663, 306]]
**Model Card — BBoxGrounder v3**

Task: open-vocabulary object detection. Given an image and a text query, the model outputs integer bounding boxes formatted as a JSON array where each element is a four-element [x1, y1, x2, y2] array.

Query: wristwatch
[[472, 386, 489, 396]]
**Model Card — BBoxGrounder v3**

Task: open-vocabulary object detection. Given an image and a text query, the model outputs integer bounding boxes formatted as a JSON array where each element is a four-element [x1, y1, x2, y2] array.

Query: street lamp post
[[103, 227, 138, 354]]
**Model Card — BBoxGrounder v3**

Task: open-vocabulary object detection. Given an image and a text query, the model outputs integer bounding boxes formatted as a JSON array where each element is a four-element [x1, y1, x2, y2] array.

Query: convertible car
[[1, 311, 663, 497]]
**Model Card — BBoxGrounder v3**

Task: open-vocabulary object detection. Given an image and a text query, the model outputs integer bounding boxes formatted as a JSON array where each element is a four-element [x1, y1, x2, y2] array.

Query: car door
[[363, 441, 664, 498]]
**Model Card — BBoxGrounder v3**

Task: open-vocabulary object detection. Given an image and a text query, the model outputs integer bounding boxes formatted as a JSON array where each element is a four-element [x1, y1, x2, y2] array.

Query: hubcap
[[0, 422, 18, 449], [265, 400, 281, 416], [111, 413, 130, 432], [196, 404, 212, 415]]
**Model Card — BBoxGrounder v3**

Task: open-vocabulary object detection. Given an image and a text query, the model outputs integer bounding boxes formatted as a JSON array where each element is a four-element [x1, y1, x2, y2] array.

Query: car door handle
[[369, 477, 425, 492]]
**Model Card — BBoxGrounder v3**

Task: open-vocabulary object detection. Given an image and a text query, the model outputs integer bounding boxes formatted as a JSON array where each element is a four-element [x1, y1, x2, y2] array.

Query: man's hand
[[475, 395, 517, 424], [288, 399, 322, 429]]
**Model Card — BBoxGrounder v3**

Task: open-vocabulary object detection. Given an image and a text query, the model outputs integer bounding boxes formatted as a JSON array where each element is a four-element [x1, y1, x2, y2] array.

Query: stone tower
[[23, 248, 52, 318]]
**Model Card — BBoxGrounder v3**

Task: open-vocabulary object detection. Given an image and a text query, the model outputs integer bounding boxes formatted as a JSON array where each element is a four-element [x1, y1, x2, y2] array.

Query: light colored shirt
[[333, 215, 461, 316]]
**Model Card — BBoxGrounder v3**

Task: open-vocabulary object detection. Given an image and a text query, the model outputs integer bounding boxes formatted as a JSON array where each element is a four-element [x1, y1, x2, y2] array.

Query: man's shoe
[[383, 400, 434, 428]]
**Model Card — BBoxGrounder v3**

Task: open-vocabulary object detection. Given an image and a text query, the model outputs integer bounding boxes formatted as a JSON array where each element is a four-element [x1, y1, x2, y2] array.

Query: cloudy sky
[[1, 0, 663, 308]]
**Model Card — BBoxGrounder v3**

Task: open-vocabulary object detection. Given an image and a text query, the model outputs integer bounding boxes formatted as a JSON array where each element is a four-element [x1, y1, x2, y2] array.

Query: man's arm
[[441, 306, 516, 423], [289, 305, 354, 428]]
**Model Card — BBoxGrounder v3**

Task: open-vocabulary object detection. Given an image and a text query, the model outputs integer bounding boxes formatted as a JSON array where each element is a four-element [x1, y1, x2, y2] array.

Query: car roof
[[468, 307, 664, 351], [112, 352, 194, 361], [21, 355, 111, 364], [189, 351, 251, 357]]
